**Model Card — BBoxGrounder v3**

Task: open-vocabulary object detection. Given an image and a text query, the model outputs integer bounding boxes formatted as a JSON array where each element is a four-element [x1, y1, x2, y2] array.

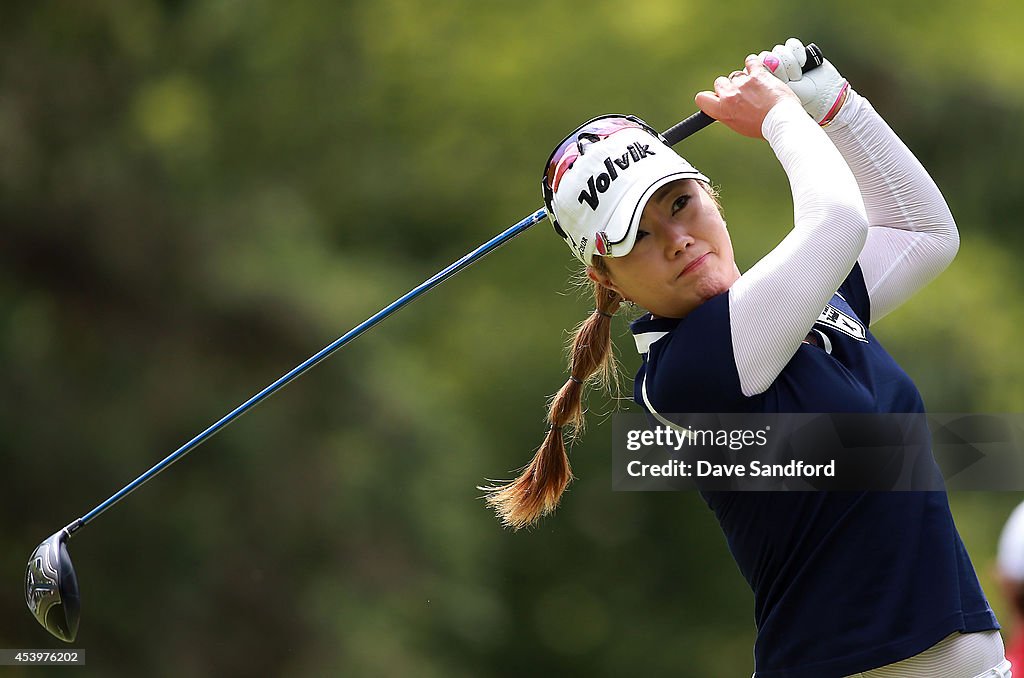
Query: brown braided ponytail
[[482, 278, 622, 530]]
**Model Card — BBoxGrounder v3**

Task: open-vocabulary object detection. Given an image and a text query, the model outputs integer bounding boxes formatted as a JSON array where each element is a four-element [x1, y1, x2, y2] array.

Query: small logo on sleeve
[[816, 304, 867, 342]]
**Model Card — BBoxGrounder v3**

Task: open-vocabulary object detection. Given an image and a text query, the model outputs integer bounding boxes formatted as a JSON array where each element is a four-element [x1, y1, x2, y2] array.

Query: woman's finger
[[695, 90, 723, 120], [713, 75, 734, 94]]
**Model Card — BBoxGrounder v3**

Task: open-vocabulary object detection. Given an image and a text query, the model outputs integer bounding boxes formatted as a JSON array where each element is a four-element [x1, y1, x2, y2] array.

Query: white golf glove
[[759, 38, 849, 125]]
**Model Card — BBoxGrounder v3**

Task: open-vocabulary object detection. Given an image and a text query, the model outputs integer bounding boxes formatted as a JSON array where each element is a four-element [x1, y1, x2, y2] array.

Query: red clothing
[[1006, 627, 1024, 675]]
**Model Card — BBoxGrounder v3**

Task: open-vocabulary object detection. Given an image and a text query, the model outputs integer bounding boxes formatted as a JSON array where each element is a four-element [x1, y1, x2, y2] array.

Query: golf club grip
[[661, 42, 824, 146]]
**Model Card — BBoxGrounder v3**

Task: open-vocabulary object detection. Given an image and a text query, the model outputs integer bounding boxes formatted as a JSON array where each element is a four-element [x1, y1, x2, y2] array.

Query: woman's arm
[[823, 89, 959, 323], [726, 98, 869, 396]]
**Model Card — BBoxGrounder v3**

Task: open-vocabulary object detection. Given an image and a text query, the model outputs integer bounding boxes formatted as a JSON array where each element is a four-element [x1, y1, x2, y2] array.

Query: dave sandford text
[[624, 425, 836, 479]]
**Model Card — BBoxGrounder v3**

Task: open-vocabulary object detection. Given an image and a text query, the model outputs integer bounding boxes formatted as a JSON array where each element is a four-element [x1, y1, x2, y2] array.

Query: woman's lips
[[680, 253, 710, 276]]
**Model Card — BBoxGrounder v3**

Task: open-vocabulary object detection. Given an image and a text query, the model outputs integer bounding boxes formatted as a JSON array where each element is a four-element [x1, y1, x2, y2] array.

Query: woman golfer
[[485, 39, 1008, 677]]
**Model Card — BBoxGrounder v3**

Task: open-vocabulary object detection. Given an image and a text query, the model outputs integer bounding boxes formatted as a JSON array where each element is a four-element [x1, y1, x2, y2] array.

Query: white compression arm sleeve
[[728, 98, 869, 397], [823, 89, 959, 323]]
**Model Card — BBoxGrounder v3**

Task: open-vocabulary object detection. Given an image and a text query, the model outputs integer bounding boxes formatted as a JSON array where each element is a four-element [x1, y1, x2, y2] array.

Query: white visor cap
[[550, 126, 709, 265]]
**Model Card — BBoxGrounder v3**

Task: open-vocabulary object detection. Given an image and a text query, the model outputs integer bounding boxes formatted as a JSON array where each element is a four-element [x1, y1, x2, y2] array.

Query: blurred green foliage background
[[3, 1, 1023, 676]]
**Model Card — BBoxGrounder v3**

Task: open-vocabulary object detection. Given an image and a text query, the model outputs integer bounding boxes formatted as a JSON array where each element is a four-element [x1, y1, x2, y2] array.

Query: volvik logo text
[[577, 142, 656, 211]]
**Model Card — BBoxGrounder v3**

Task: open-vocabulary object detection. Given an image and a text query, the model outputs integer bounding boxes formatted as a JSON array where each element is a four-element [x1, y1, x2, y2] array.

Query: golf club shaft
[[69, 44, 825, 534], [75, 206, 549, 531]]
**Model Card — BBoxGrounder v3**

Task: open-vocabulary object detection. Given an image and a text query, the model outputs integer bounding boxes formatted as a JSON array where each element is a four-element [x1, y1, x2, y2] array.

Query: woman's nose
[[664, 225, 695, 257]]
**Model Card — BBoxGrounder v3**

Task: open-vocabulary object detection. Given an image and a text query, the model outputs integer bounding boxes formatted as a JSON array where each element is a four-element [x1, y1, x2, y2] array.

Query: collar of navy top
[[630, 312, 677, 355], [634, 330, 669, 355]]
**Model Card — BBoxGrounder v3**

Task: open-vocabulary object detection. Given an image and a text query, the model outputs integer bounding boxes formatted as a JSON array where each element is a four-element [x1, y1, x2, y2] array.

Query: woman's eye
[[635, 229, 650, 242], [671, 195, 690, 215]]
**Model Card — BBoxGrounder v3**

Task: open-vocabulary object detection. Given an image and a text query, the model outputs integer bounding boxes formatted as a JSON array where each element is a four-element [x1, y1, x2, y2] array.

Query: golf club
[[25, 44, 825, 642]]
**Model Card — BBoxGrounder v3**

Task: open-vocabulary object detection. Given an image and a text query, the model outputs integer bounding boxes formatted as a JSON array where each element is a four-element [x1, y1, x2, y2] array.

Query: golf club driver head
[[25, 530, 80, 642]]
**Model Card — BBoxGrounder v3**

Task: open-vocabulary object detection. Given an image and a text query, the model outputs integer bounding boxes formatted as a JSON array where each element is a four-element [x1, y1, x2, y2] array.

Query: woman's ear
[[587, 265, 622, 298]]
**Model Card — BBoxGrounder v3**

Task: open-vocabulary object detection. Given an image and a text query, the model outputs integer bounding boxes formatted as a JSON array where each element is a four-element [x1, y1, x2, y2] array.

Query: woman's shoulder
[[635, 293, 745, 413]]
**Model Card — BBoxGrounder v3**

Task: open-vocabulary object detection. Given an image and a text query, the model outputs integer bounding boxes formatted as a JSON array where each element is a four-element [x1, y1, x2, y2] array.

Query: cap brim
[[601, 169, 709, 258]]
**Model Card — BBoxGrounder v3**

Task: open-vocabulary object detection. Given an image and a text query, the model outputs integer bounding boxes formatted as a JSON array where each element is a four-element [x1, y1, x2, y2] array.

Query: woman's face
[[589, 179, 740, 318]]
